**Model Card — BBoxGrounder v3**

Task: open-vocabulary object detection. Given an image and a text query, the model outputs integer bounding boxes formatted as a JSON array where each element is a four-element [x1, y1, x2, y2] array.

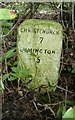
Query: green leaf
[[13, 61, 17, 66], [22, 69, 32, 78], [7, 62, 13, 66], [65, 100, 75, 106], [73, 107, 75, 118], [11, 67, 19, 73], [0, 56, 2, 62], [2, 27, 9, 34], [0, 21, 13, 27], [62, 106, 66, 117], [63, 107, 74, 119], [56, 105, 63, 119], [8, 76, 17, 81], [72, 67, 75, 73], [1, 48, 16, 62], [2, 74, 8, 82], [56, 105, 66, 119], [10, 72, 18, 77], [0, 9, 17, 20]]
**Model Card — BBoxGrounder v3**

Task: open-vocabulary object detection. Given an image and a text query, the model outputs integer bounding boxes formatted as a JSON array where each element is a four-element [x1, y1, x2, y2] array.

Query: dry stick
[[57, 85, 73, 94], [0, 74, 4, 104], [65, 86, 68, 108], [37, 101, 63, 107], [3, 40, 16, 90], [34, 101, 55, 117], [44, 104, 55, 117], [57, 2, 62, 9], [32, 100, 43, 118], [32, 100, 38, 110], [61, 1, 63, 24], [72, 2, 74, 31], [47, 92, 55, 116], [60, 51, 64, 73], [47, 91, 51, 104], [3, 40, 10, 92], [73, 2, 75, 51], [60, 62, 70, 65]]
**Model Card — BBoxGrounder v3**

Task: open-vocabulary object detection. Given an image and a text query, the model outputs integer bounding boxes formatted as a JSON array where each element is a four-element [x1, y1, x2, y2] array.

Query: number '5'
[[36, 57, 40, 63]]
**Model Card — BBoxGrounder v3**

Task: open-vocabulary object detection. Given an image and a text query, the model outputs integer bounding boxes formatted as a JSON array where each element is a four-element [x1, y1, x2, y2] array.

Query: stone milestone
[[17, 19, 63, 92]]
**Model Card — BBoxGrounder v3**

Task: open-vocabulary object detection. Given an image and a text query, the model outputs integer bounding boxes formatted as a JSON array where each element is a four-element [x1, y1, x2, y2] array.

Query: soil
[[2, 75, 75, 120], [2, 88, 44, 120]]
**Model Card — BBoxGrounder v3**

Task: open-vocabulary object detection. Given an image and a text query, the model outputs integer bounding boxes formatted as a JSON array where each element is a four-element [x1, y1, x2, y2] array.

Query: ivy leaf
[[0, 9, 17, 20], [62, 107, 74, 119]]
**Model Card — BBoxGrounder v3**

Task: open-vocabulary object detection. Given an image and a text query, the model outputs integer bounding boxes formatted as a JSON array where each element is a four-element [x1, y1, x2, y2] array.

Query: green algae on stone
[[17, 19, 63, 93]]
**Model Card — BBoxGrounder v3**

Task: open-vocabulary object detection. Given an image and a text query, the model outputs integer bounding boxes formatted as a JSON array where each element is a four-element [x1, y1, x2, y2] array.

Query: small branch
[[57, 85, 73, 94], [47, 91, 51, 104], [44, 104, 55, 117], [3, 40, 9, 80], [32, 100, 43, 118], [72, 2, 74, 31], [65, 86, 68, 107], [37, 101, 63, 107], [32, 100, 38, 111]]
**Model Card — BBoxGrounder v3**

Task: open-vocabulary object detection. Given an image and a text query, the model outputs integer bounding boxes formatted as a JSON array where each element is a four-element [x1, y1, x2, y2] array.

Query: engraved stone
[[17, 19, 63, 92]]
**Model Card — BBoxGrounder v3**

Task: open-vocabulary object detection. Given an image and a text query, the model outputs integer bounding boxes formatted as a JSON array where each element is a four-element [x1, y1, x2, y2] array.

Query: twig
[[44, 104, 55, 117], [37, 101, 63, 107], [3, 40, 9, 80], [18, 78, 20, 89], [57, 85, 73, 94], [32, 100, 38, 111], [2, 39, 10, 92], [72, 2, 74, 31], [32, 100, 43, 118], [4, 85, 10, 92], [61, 1, 63, 24], [47, 91, 51, 104], [65, 86, 68, 107]]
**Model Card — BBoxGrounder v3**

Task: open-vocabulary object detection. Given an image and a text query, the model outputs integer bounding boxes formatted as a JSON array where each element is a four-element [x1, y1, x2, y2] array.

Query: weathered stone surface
[[17, 19, 63, 92]]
